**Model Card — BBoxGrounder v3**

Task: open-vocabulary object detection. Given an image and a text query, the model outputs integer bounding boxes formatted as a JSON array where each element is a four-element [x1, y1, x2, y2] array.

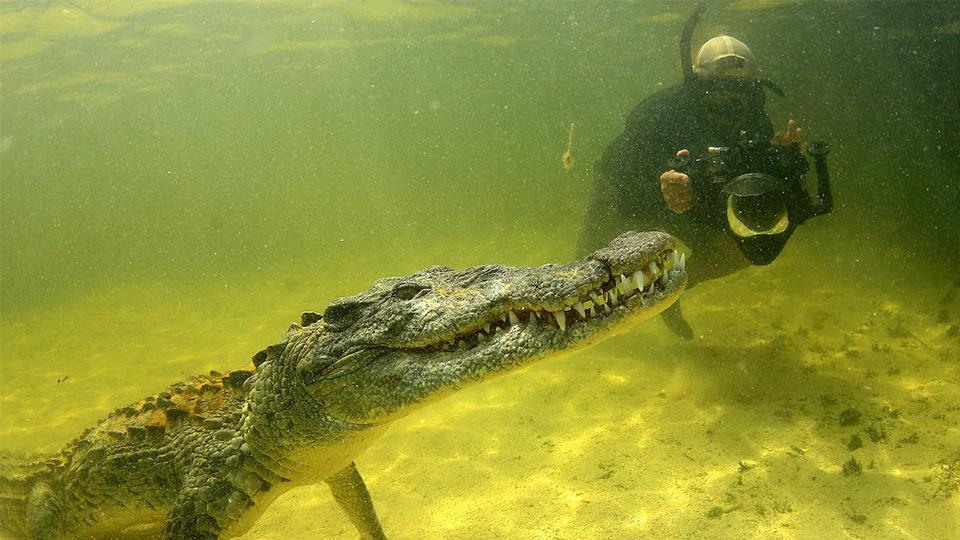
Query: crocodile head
[[295, 231, 686, 426]]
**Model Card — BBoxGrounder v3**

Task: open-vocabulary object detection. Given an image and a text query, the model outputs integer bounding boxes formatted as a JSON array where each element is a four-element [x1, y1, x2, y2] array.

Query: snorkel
[[680, 3, 706, 84]]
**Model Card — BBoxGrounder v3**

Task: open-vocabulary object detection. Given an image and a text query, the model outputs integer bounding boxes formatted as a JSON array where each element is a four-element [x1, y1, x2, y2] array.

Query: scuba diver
[[576, 6, 833, 339]]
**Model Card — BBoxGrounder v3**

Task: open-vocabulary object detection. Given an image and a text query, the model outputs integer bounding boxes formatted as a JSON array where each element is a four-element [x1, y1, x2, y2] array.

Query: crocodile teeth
[[552, 311, 565, 332], [589, 291, 602, 305], [620, 274, 634, 295], [633, 270, 645, 291], [450, 254, 676, 340]]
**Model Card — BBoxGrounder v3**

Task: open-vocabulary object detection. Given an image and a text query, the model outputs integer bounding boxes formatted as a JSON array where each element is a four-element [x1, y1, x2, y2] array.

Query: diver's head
[[694, 35, 762, 133], [722, 173, 794, 265], [694, 35, 757, 80]]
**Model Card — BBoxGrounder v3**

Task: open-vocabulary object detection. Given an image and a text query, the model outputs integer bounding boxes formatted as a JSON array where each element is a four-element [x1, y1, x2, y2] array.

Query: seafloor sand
[[1, 235, 958, 539]]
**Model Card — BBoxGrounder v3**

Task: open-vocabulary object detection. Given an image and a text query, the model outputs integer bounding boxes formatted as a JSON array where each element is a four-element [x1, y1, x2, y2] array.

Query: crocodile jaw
[[307, 231, 687, 426]]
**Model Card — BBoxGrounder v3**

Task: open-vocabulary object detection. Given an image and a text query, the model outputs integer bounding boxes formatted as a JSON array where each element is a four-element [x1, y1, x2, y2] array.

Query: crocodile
[[0, 230, 686, 540]]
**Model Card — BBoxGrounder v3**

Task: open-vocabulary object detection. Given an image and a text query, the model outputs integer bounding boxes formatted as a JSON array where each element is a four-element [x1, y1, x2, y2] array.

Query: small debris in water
[[838, 407, 862, 426], [863, 424, 887, 443], [847, 434, 863, 451], [846, 510, 868, 524], [898, 432, 920, 445], [842, 457, 863, 476], [561, 122, 575, 171]]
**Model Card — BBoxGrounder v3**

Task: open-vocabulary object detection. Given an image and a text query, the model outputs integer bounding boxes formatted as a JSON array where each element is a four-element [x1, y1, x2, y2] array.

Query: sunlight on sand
[[0, 37, 51, 62], [2, 4, 123, 38], [340, 1, 473, 23], [10, 72, 135, 97], [728, 0, 804, 11]]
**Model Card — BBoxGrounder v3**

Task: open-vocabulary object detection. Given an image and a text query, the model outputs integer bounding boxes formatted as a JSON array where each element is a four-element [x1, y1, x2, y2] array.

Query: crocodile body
[[0, 231, 686, 539]]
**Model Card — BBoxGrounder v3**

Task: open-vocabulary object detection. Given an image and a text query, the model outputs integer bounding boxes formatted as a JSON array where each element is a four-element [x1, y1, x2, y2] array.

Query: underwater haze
[[1, 0, 958, 538]]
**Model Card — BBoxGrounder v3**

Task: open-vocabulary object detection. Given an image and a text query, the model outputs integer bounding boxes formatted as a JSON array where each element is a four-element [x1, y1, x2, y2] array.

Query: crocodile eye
[[392, 284, 429, 300]]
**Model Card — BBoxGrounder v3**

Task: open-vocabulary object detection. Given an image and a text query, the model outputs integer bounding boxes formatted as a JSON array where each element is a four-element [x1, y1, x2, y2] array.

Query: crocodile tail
[[0, 450, 57, 539]]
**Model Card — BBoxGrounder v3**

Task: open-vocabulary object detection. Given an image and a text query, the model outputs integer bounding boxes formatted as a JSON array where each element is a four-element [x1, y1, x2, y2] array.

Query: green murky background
[[1, 1, 958, 538]]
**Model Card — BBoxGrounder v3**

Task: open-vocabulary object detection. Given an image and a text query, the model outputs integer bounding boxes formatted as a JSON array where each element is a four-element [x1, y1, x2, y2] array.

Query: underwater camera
[[668, 138, 832, 264], [722, 173, 790, 238]]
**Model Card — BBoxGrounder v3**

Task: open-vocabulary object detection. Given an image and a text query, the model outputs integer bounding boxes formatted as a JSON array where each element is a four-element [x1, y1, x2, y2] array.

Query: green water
[[1, 1, 958, 538]]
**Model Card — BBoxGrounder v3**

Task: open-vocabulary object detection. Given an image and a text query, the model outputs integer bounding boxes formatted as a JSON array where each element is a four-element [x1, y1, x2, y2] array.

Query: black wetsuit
[[577, 81, 817, 279]]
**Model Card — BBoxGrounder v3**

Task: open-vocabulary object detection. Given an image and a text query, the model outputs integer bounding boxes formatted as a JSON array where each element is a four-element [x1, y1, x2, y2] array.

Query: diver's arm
[[598, 111, 674, 218], [594, 132, 641, 217]]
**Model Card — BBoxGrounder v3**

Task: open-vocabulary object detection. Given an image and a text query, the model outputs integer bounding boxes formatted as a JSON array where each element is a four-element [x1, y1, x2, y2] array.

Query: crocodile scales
[[0, 231, 686, 539]]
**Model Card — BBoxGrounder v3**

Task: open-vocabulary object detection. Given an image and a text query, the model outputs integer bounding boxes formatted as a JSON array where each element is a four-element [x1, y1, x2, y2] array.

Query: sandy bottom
[[1, 243, 958, 539]]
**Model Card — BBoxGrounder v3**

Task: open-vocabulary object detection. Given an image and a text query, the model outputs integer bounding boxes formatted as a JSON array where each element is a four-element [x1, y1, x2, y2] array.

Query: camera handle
[[805, 141, 832, 216]]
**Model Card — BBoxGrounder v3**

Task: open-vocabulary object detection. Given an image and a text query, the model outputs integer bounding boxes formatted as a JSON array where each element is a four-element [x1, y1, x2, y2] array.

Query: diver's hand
[[771, 119, 801, 146], [660, 150, 694, 214]]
